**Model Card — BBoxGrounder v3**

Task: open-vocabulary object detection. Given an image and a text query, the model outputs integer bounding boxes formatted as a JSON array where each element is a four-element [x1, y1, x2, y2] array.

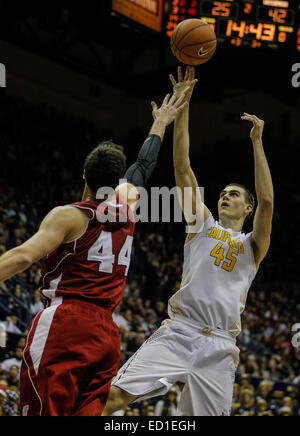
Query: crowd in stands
[[0, 93, 299, 416]]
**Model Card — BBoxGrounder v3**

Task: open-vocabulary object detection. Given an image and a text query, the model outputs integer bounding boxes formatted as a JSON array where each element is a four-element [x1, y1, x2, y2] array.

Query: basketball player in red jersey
[[0, 92, 189, 416]]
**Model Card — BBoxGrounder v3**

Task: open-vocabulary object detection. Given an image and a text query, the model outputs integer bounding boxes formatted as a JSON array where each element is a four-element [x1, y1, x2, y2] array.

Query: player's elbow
[[174, 161, 191, 175], [15, 248, 34, 270], [259, 195, 274, 209]]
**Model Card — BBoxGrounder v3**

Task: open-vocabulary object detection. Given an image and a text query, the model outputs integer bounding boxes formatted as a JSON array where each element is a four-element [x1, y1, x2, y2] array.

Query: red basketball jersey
[[38, 199, 135, 312]]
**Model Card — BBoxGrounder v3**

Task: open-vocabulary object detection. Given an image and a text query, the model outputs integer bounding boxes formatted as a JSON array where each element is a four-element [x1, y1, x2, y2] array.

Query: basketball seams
[[171, 41, 181, 63], [175, 23, 208, 49], [171, 42, 184, 63], [171, 25, 180, 47]]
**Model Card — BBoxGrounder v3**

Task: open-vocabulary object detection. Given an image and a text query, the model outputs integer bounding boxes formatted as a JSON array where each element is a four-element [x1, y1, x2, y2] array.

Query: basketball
[[170, 19, 217, 66]]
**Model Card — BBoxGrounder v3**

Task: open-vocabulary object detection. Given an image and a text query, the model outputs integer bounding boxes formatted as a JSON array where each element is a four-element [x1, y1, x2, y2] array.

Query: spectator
[[124, 409, 134, 417], [278, 406, 293, 416], [1, 389, 20, 416], [0, 380, 8, 390], [7, 285, 28, 321], [7, 365, 19, 388], [132, 314, 149, 335], [154, 301, 167, 327], [231, 383, 241, 413], [256, 399, 271, 416], [131, 407, 140, 416], [286, 385, 299, 414], [18, 204, 28, 224], [143, 300, 157, 320], [127, 331, 147, 354], [239, 374, 255, 393], [244, 354, 260, 377], [269, 390, 285, 416], [267, 357, 282, 381], [1, 347, 23, 376], [256, 380, 273, 402], [15, 337, 26, 349], [155, 388, 178, 416], [234, 389, 256, 416], [282, 396, 294, 414], [1, 315, 22, 335], [29, 290, 44, 317], [113, 303, 130, 332], [146, 405, 156, 416]]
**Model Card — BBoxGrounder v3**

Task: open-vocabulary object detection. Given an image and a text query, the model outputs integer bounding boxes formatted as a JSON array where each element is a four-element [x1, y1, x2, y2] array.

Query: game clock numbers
[[164, 0, 299, 51], [225, 21, 275, 41]]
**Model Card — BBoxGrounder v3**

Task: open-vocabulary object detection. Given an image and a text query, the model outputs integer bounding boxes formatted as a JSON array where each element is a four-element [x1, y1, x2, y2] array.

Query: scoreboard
[[112, 0, 300, 51], [165, 0, 299, 50], [111, 0, 164, 32]]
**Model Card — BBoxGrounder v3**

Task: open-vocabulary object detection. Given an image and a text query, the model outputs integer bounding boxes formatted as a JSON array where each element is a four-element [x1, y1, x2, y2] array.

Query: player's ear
[[245, 204, 253, 219]]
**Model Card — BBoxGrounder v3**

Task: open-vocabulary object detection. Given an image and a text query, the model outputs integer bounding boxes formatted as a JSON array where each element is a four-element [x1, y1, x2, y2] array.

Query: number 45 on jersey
[[210, 242, 238, 272]]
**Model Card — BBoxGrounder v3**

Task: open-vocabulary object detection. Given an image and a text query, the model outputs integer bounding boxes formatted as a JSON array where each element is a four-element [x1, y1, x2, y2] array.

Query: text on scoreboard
[[165, 0, 299, 50]]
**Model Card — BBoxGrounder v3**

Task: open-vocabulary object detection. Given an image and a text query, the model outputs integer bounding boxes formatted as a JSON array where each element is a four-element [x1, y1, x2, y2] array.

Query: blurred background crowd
[[0, 91, 299, 417]]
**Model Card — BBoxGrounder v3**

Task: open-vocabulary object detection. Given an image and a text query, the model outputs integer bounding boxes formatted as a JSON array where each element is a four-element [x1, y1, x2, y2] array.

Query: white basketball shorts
[[112, 315, 240, 416]]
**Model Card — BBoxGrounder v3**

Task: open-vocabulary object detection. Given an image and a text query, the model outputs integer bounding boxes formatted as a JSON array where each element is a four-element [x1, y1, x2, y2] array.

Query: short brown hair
[[84, 140, 127, 194], [226, 183, 255, 223]]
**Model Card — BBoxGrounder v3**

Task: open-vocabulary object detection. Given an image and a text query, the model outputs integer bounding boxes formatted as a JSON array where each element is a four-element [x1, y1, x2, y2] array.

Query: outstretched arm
[[241, 113, 274, 268], [117, 92, 189, 209], [171, 66, 211, 237], [0, 206, 84, 282]]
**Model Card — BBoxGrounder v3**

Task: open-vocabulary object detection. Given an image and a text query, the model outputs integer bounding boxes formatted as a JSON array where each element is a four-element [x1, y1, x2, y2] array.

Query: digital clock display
[[164, 0, 299, 50]]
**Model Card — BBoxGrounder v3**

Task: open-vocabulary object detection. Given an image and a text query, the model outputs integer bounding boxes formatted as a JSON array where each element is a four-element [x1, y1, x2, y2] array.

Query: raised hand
[[241, 113, 265, 143], [150, 88, 191, 125], [169, 66, 198, 103]]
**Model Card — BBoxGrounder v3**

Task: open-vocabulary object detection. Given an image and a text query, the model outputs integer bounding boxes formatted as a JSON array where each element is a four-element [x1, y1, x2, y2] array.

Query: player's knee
[[106, 386, 135, 413]]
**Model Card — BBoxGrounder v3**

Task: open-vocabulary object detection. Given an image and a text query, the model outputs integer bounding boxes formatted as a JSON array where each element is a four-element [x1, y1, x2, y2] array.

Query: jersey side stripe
[[29, 297, 63, 376], [39, 241, 77, 296], [42, 274, 62, 299]]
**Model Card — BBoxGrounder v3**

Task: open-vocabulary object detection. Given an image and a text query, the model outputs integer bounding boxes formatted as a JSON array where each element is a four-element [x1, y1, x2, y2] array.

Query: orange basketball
[[170, 19, 217, 66]]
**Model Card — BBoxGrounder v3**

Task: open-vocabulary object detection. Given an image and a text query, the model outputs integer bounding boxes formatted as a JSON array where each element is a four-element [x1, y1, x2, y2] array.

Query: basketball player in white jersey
[[102, 66, 274, 416]]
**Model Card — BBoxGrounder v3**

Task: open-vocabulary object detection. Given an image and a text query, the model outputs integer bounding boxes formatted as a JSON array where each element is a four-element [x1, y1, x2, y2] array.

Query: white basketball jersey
[[168, 214, 257, 339]]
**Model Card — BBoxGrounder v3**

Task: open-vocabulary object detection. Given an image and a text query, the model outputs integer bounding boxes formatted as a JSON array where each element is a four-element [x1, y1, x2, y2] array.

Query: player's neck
[[218, 216, 244, 233], [81, 183, 96, 202]]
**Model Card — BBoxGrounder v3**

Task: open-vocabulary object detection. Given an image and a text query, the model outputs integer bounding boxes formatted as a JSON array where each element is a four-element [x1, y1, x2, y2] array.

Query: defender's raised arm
[[117, 92, 189, 209]]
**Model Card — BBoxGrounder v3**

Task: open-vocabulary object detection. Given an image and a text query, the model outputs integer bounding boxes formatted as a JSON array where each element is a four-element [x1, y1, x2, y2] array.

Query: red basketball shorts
[[20, 297, 120, 416]]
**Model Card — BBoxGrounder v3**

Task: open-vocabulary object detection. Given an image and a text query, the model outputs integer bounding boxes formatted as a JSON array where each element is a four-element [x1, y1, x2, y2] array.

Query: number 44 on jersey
[[87, 231, 133, 275]]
